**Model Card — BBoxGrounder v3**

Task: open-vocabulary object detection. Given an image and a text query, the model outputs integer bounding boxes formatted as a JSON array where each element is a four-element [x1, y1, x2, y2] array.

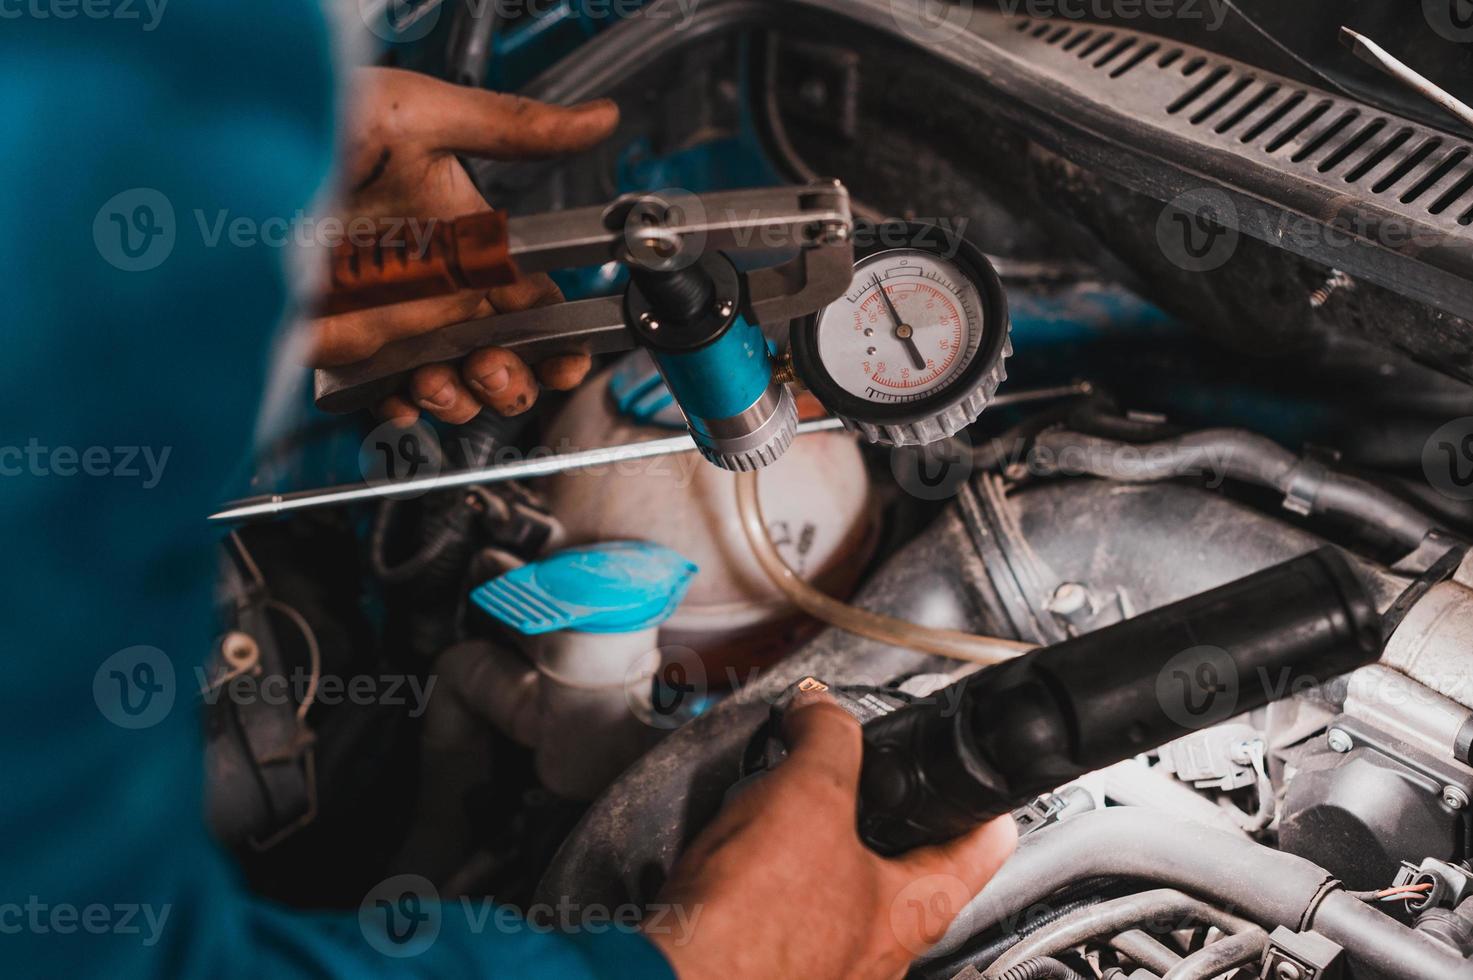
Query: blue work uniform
[[0, 3, 674, 977]]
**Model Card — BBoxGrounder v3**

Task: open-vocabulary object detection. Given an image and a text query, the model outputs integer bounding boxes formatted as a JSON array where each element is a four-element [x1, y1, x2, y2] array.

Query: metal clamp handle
[[312, 183, 854, 414]]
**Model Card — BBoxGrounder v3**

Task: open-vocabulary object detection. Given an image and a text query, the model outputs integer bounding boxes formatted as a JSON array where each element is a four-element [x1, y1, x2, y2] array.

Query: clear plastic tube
[[734, 470, 1034, 665]]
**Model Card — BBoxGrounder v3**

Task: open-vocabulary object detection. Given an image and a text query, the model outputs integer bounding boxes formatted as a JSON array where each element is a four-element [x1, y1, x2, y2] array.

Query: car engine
[[204, 3, 1473, 977]]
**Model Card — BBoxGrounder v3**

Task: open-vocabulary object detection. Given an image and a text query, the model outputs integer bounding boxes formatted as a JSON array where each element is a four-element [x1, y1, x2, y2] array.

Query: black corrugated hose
[[988, 956, 1087, 980]]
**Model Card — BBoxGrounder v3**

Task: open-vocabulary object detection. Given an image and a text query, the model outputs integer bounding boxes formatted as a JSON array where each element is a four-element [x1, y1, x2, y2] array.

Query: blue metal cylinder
[[650, 315, 774, 421]]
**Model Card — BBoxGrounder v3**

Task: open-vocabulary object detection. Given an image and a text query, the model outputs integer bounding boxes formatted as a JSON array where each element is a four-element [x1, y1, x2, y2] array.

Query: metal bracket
[[1260, 925, 1344, 980]]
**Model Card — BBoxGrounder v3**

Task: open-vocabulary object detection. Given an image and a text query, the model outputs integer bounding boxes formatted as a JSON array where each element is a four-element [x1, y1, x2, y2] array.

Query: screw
[[1327, 729, 1354, 753], [1444, 786, 1469, 810], [639, 312, 660, 332], [1050, 583, 1091, 617], [820, 221, 850, 244], [771, 353, 799, 387], [1309, 269, 1355, 309], [219, 632, 259, 670], [1274, 961, 1306, 980], [716, 299, 735, 319]]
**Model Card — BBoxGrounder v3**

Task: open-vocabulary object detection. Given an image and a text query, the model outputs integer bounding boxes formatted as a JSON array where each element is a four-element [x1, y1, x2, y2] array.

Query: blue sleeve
[[0, 5, 674, 979]]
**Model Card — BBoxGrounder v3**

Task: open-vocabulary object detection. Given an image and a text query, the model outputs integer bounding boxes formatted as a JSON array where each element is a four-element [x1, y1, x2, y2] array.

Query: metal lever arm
[[312, 183, 854, 414]]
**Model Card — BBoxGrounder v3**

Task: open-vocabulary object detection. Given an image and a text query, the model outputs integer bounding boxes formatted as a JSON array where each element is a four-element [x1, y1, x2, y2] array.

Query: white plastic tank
[[538, 358, 879, 684]]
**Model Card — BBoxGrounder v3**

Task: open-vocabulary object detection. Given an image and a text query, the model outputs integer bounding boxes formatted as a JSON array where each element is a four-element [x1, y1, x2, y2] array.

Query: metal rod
[[1339, 27, 1473, 135], [211, 419, 842, 523], [209, 382, 1094, 523]]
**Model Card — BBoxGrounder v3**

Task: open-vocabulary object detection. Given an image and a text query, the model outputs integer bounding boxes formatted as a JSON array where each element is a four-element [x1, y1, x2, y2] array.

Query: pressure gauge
[[790, 222, 1011, 447]]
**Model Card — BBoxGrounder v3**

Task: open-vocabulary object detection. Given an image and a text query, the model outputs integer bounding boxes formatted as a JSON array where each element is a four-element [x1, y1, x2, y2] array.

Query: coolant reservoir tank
[[470, 541, 699, 799], [540, 355, 879, 682]]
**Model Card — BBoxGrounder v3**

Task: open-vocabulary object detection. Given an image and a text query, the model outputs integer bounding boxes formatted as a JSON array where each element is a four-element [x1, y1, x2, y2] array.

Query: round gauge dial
[[791, 222, 1011, 448], [814, 249, 984, 405]]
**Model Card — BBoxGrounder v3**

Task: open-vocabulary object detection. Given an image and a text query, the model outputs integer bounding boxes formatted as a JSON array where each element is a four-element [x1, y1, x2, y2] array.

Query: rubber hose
[[925, 808, 1472, 980], [1030, 429, 1440, 550], [369, 497, 477, 585], [914, 894, 1108, 980], [734, 469, 1031, 664], [1162, 929, 1267, 980], [988, 889, 1257, 974], [988, 956, 1086, 980], [1108, 930, 1182, 975]]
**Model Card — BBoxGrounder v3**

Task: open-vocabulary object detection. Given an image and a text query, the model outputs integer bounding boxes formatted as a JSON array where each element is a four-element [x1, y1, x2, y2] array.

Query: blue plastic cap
[[471, 541, 699, 636], [607, 351, 684, 429]]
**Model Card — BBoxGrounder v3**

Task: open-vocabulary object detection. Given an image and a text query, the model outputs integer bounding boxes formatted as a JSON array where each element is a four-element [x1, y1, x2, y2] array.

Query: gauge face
[[813, 248, 986, 406]]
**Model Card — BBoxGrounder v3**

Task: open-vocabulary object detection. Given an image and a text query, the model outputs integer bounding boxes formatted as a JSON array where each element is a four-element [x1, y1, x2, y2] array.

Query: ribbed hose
[[370, 493, 483, 658], [989, 956, 1086, 980], [914, 894, 1108, 980], [1031, 428, 1441, 550], [986, 888, 1260, 975], [734, 470, 1032, 665], [369, 497, 478, 584], [1162, 929, 1268, 980]]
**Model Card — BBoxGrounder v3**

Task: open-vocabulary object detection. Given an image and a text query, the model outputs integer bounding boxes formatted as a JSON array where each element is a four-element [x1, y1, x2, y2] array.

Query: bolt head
[[1274, 961, 1306, 980], [1444, 786, 1469, 810], [1326, 729, 1353, 753], [1050, 583, 1091, 616]]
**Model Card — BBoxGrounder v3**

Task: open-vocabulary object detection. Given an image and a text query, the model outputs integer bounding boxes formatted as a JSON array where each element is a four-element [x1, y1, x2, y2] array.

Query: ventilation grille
[[1001, 16, 1473, 228]]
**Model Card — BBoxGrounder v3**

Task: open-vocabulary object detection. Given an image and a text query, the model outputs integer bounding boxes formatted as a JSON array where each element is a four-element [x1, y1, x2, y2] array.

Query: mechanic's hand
[[309, 67, 619, 424], [645, 694, 1017, 980]]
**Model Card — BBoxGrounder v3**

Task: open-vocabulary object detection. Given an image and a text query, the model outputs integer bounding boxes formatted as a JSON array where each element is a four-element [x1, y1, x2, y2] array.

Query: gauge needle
[[872, 274, 927, 370]]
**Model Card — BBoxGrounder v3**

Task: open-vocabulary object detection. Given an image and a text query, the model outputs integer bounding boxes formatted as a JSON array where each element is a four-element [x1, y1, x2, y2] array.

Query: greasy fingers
[[428, 86, 621, 158], [463, 347, 539, 416], [484, 271, 564, 317], [310, 291, 493, 366], [376, 395, 422, 426], [536, 353, 593, 391], [409, 363, 482, 425], [777, 697, 865, 797]]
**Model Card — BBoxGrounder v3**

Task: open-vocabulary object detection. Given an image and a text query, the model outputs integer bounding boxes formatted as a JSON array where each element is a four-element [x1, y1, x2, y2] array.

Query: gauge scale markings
[[817, 250, 985, 406]]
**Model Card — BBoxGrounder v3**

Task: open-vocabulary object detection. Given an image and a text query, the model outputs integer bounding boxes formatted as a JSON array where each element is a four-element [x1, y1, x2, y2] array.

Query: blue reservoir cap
[[471, 541, 699, 635], [607, 351, 684, 428]]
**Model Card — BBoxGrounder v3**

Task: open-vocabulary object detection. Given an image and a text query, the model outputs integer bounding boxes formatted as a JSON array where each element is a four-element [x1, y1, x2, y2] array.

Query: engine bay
[[205, 4, 1473, 977]]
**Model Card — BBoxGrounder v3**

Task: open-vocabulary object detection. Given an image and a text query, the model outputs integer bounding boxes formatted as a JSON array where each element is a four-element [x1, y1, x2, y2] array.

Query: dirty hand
[[645, 695, 1017, 980], [308, 67, 620, 424]]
